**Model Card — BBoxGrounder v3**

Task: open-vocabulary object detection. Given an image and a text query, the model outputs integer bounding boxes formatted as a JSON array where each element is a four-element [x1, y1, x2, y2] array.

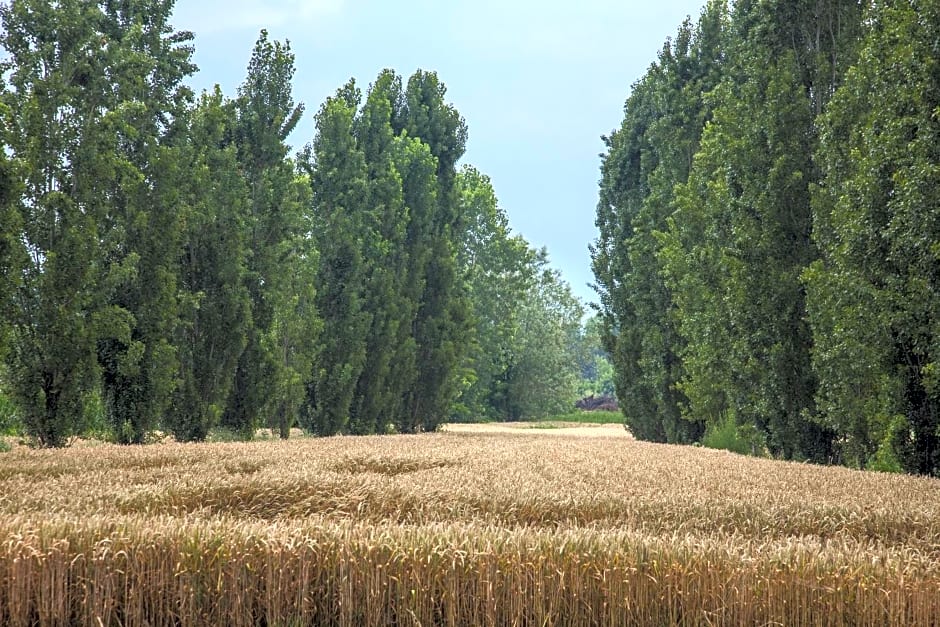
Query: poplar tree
[[0, 0, 176, 445], [806, 0, 940, 474], [166, 89, 251, 442], [347, 70, 411, 434], [592, 4, 726, 442], [386, 132, 440, 429], [659, 0, 861, 461], [91, 0, 196, 443], [399, 71, 472, 432], [302, 83, 371, 436], [224, 30, 316, 439]]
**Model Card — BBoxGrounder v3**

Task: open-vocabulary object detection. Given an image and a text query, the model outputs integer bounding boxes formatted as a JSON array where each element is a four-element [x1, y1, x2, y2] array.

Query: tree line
[[0, 0, 587, 447], [593, 0, 940, 474]]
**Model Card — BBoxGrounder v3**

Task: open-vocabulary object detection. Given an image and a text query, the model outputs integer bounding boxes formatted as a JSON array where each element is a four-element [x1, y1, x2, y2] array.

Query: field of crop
[[1, 424, 939, 625]]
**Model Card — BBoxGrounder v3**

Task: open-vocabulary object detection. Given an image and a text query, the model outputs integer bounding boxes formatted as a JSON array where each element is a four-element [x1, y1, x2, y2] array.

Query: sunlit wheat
[[0, 429, 938, 624]]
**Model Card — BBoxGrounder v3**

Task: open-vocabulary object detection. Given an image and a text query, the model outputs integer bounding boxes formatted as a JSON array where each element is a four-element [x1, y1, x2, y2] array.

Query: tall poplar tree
[[91, 0, 196, 443], [166, 89, 251, 442], [224, 30, 316, 439], [592, 4, 726, 443], [0, 0, 136, 446], [347, 70, 411, 434], [302, 83, 371, 436], [659, 0, 861, 461], [806, 0, 940, 474], [386, 132, 440, 430], [399, 71, 472, 432]]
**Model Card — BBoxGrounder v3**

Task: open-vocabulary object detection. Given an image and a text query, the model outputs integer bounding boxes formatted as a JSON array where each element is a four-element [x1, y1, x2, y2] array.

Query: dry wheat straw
[[0, 431, 938, 625]]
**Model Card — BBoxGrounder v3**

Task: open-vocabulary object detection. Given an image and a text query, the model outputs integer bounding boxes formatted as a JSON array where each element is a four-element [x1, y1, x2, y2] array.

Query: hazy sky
[[171, 0, 706, 306]]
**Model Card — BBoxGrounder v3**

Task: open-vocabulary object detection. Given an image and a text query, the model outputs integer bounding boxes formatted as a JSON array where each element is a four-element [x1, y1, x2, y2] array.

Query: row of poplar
[[593, 0, 940, 474], [0, 0, 585, 447]]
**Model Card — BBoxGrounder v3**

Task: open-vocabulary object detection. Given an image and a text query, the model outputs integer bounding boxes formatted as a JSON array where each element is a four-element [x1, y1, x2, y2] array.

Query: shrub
[[701, 413, 764, 456], [539, 410, 623, 424], [0, 392, 18, 436]]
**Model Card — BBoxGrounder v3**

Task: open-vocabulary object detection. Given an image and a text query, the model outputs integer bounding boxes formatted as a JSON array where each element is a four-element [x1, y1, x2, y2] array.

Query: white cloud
[[174, 0, 344, 35]]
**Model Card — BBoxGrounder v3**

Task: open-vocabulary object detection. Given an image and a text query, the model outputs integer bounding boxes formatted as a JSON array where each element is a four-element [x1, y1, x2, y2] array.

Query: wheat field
[[1, 424, 939, 625]]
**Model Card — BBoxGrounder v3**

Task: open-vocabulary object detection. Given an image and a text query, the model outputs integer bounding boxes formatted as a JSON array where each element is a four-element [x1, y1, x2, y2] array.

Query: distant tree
[[456, 165, 536, 421], [577, 316, 616, 399], [505, 256, 584, 421]]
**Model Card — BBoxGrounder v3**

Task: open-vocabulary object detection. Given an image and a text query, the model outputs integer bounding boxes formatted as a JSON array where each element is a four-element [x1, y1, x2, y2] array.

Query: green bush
[[0, 391, 20, 436], [701, 413, 764, 456], [866, 418, 905, 474], [538, 410, 623, 425]]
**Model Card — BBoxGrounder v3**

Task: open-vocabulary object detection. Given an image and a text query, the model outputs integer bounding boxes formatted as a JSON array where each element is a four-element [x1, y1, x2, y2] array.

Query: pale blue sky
[[172, 0, 705, 305]]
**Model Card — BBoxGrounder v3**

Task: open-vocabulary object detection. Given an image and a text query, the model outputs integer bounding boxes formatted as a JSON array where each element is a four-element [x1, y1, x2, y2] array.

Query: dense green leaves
[[0, 0, 187, 446], [166, 90, 251, 443], [457, 167, 583, 421], [223, 31, 317, 440], [91, 0, 196, 444], [807, 0, 940, 474], [0, 100, 24, 363], [596, 0, 940, 475], [592, 4, 726, 443], [302, 83, 371, 436], [0, 0, 584, 445]]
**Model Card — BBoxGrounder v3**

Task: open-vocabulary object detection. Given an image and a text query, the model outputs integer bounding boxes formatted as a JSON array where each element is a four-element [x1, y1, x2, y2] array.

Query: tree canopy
[[0, 2, 590, 446], [596, 0, 940, 475]]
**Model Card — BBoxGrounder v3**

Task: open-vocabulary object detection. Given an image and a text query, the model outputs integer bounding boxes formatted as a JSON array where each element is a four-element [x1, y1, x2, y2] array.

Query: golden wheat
[[0, 428, 939, 625]]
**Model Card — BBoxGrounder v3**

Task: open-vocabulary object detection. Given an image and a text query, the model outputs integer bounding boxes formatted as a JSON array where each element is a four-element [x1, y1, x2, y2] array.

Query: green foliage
[[576, 316, 616, 398], [398, 71, 473, 433], [224, 30, 317, 440], [456, 168, 585, 423], [347, 71, 415, 435], [0, 390, 19, 436], [0, 0, 111, 446], [807, 0, 940, 475], [539, 410, 623, 425], [1, 1, 581, 448], [590, 0, 940, 476], [700, 413, 765, 457], [456, 166, 535, 422], [90, 0, 196, 445], [592, 5, 726, 444], [302, 82, 372, 436], [167, 90, 251, 443], [0, 103, 24, 365], [205, 426, 253, 444], [866, 418, 906, 474], [505, 259, 584, 421], [662, 43, 833, 461]]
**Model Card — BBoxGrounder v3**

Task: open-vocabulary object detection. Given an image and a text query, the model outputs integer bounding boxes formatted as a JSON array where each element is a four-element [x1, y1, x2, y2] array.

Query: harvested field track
[[1, 425, 939, 625]]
